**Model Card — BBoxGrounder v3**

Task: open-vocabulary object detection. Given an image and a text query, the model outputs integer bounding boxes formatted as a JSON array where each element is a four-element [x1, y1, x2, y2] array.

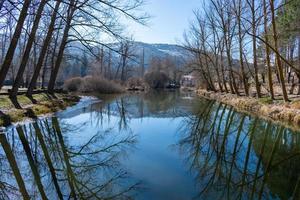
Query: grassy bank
[[197, 89, 300, 129], [0, 93, 80, 127]]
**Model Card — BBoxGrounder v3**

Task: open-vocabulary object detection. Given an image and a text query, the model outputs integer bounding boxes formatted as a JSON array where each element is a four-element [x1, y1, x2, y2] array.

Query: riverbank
[[197, 89, 300, 129], [0, 93, 80, 127]]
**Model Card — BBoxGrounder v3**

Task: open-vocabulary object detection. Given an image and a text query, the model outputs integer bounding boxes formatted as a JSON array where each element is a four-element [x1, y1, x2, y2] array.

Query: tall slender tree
[[0, 0, 31, 89], [270, 0, 289, 101], [263, 0, 274, 99], [233, 0, 249, 96], [10, 0, 47, 97], [27, 0, 61, 96], [47, 0, 76, 94], [247, 0, 261, 97]]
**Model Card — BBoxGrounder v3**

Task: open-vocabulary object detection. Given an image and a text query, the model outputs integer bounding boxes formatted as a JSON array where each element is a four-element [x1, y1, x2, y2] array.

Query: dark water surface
[[0, 91, 300, 200]]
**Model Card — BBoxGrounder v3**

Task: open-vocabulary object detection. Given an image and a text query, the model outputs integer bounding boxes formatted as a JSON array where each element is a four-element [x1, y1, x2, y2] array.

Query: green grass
[[0, 93, 79, 126], [9, 110, 26, 122], [0, 93, 51, 109], [259, 97, 273, 105], [0, 96, 12, 109]]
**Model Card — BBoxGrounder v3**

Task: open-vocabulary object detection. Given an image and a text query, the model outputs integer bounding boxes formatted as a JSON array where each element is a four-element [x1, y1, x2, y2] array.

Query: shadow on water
[[0, 90, 300, 199]]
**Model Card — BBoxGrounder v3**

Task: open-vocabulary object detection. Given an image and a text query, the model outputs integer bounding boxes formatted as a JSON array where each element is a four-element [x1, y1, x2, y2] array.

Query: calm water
[[0, 91, 300, 200]]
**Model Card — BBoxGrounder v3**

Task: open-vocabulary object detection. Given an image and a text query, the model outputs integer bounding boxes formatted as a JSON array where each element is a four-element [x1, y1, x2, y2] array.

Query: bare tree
[[233, 0, 249, 96], [10, 0, 48, 97], [263, 0, 274, 99], [246, 0, 261, 97], [0, 0, 32, 89], [47, 0, 76, 94], [269, 0, 289, 101]]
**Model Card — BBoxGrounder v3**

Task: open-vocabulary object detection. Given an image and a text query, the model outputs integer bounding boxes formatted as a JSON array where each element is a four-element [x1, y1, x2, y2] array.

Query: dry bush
[[63, 77, 83, 92], [290, 101, 300, 109], [144, 71, 170, 89], [81, 76, 124, 94], [126, 77, 146, 90]]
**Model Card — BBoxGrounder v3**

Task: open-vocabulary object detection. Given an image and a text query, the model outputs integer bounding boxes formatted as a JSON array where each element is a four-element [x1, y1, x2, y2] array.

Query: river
[[0, 90, 299, 200]]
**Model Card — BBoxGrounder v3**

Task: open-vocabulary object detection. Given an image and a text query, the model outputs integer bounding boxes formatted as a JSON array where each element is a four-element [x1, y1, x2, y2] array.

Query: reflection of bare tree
[[16, 126, 48, 200], [0, 116, 138, 199], [88, 91, 197, 124], [33, 122, 63, 200], [0, 134, 30, 199], [257, 126, 284, 200], [116, 98, 130, 131], [53, 117, 139, 199], [178, 101, 300, 200]]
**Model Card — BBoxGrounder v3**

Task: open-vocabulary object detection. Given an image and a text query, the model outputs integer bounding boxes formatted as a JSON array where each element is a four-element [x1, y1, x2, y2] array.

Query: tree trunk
[[237, 0, 248, 96], [263, 0, 274, 99], [10, 0, 47, 97], [141, 48, 145, 77], [287, 43, 295, 84], [224, 27, 239, 95], [108, 50, 112, 79], [270, 0, 289, 102], [121, 56, 126, 82], [27, 0, 61, 96], [41, 49, 50, 89], [228, 72, 235, 94], [251, 0, 261, 98], [215, 65, 223, 92], [297, 73, 300, 95], [220, 51, 229, 93], [224, 41, 235, 94], [198, 54, 213, 90], [0, 0, 31, 90], [289, 74, 295, 95], [99, 47, 104, 74], [203, 54, 216, 91], [262, 73, 265, 83], [48, 1, 75, 94]]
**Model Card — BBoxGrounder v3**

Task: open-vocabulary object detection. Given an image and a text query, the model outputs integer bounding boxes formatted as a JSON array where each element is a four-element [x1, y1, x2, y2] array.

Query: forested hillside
[[60, 42, 190, 82]]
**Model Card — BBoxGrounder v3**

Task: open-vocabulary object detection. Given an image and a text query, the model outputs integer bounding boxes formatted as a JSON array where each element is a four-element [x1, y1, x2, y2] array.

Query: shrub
[[144, 71, 170, 89], [81, 76, 124, 94], [126, 77, 146, 90], [63, 77, 82, 92], [64, 76, 124, 94], [290, 100, 300, 109]]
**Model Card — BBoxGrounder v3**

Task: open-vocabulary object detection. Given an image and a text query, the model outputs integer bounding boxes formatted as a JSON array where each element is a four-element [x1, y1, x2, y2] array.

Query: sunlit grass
[[0, 93, 79, 126], [259, 97, 273, 105]]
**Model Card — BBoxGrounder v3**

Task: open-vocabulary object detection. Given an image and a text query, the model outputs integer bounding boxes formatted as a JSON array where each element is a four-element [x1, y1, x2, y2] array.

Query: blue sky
[[128, 0, 203, 44]]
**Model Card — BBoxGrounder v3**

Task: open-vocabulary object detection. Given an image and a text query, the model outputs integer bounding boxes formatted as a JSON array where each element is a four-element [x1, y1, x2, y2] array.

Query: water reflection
[[0, 91, 299, 199], [179, 99, 300, 200], [0, 116, 138, 199]]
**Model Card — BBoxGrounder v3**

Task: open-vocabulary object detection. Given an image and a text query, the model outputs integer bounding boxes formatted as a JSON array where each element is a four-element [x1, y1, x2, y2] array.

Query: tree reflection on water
[[1, 92, 300, 200], [0, 115, 138, 199], [178, 99, 300, 200]]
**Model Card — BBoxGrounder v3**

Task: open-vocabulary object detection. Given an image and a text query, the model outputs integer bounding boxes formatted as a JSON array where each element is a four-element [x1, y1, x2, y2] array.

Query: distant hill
[[130, 42, 191, 66], [63, 41, 192, 79], [68, 41, 191, 67]]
